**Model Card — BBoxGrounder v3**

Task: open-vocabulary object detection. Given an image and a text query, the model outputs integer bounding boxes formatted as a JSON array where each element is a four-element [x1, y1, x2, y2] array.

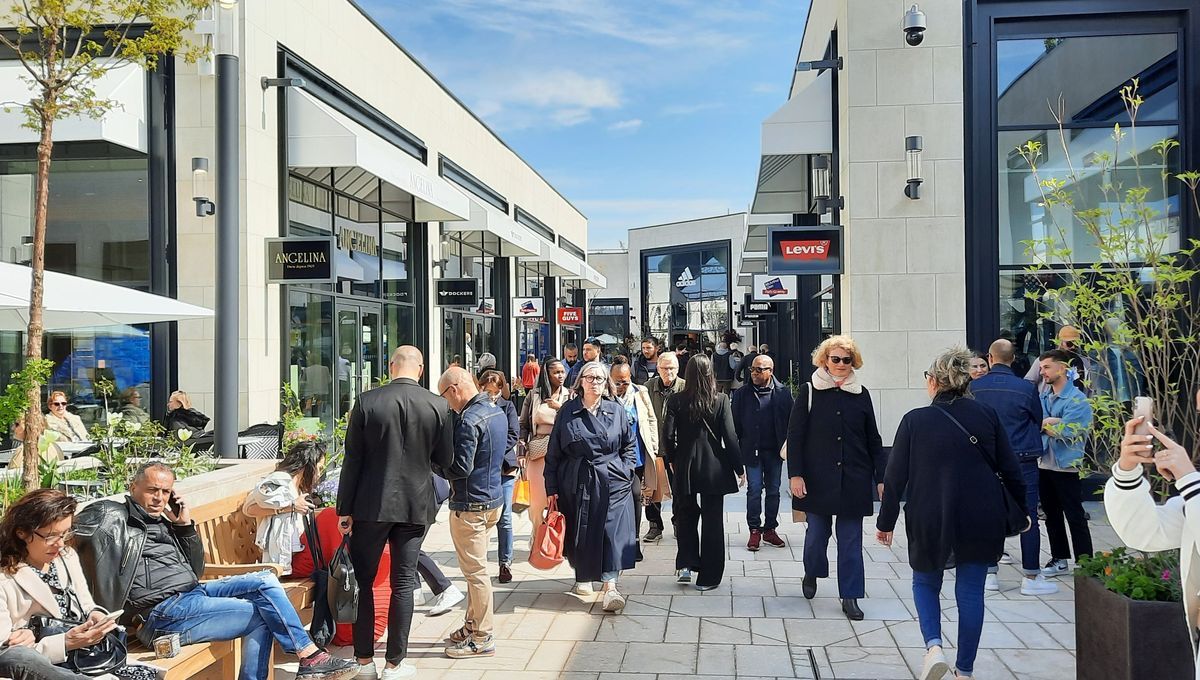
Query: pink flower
[[1162, 569, 1172, 580]]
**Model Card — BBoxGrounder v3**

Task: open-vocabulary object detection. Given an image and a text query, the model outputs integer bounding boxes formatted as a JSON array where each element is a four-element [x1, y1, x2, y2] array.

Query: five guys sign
[[767, 225, 843, 275]]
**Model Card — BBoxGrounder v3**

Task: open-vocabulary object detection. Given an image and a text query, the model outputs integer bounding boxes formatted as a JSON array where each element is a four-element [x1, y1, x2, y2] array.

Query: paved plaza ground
[[275, 494, 1118, 679]]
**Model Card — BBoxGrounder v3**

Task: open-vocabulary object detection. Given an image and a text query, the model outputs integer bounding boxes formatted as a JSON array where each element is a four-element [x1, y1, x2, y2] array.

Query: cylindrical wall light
[[191, 157, 216, 217], [904, 136, 923, 200], [811, 154, 831, 214]]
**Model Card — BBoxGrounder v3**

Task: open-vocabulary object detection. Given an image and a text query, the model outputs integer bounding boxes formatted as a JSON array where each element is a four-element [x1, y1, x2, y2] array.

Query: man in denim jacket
[[436, 367, 508, 659], [1037, 349, 1094, 577]]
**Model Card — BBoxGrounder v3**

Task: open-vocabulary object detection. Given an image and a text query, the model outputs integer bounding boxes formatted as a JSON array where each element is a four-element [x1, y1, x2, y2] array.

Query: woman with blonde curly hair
[[785, 335, 885, 621]]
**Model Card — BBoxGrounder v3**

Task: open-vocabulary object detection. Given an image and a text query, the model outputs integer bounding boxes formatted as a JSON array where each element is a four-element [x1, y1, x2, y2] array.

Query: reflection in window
[[641, 243, 731, 345], [997, 33, 1177, 126], [288, 290, 334, 431]]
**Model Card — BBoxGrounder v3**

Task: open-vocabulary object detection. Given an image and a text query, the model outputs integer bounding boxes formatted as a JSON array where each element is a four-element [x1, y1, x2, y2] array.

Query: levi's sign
[[767, 225, 843, 275], [266, 237, 334, 284]]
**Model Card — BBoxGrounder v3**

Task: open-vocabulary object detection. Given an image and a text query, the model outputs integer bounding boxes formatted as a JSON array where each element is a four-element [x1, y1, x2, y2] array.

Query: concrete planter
[[1075, 573, 1193, 680]]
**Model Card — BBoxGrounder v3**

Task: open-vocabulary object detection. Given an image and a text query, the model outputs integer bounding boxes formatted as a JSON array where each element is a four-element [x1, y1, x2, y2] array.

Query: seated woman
[[241, 441, 323, 575], [0, 488, 158, 679], [160, 391, 209, 436], [43, 393, 88, 443], [117, 389, 150, 426]]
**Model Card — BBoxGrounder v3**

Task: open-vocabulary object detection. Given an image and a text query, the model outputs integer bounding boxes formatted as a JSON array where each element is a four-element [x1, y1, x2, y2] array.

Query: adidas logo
[[675, 267, 696, 288]]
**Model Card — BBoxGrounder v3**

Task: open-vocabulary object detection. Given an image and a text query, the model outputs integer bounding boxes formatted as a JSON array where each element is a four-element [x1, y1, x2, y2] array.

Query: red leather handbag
[[529, 496, 566, 570]]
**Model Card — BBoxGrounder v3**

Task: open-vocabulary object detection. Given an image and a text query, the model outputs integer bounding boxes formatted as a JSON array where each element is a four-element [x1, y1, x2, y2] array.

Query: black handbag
[[28, 560, 128, 677], [328, 536, 359, 624], [303, 513, 335, 647], [933, 405, 1029, 537]]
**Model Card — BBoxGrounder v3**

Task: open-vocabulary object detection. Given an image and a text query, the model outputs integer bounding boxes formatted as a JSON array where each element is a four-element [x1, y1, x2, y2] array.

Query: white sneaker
[[427, 584, 465, 616], [601, 588, 625, 613], [355, 661, 378, 678], [984, 573, 999, 591], [998, 552, 1013, 565], [412, 587, 426, 607], [572, 582, 594, 596], [675, 568, 692, 584], [1041, 559, 1070, 577], [921, 645, 950, 680], [1020, 574, 1060, 596], [380, 661, 417, 679]]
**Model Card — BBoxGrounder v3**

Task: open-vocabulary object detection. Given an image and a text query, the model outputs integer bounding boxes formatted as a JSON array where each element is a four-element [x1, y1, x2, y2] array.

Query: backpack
[[729, 351, 743, 373]]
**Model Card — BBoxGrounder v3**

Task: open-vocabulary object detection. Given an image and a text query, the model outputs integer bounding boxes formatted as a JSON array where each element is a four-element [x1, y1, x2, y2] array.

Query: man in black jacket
[[74, 463, 356, 680], [338, 345, 456, 677], [436, 366, 508, 660], [731, 355, 793, 551], [630, 337, 660, 385]]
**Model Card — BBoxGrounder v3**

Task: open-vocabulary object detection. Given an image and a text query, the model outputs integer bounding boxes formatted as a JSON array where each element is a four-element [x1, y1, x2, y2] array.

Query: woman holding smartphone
[[519, 358, 571, 538], [0, 489, 158, 679]]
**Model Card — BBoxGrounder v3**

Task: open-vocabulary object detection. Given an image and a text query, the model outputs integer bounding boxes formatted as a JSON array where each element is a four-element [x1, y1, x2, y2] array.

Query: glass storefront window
[[334, 196, 381, 297], [641, 242, 731, 347], [0, 142, 153, 414], [288, 289, 335, 429]]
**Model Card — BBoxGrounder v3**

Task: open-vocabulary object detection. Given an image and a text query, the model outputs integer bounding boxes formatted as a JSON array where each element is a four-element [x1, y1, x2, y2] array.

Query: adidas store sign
[[675, 267, 697, 288]]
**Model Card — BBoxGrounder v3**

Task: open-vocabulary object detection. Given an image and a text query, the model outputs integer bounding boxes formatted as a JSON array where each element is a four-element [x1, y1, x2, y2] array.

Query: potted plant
[[1075, 548, 1191, 680]]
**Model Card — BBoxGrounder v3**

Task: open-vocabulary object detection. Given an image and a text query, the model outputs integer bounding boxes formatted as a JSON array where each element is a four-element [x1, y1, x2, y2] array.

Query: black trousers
[[673, 492, 727, 587], [418, 551, 451, 595], [1039, 468, 1094, 560], [632, 465, 646, 538], [0, 647, 90, 680], [348, 520, 428, 664]]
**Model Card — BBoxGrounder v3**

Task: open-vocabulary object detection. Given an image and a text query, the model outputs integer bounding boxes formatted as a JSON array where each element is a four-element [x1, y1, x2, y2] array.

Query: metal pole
[[215, 53, 239, 458]]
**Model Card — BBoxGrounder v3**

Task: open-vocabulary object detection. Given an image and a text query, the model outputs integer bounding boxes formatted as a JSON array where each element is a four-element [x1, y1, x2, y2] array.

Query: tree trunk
[[21, 114, 54, 491]]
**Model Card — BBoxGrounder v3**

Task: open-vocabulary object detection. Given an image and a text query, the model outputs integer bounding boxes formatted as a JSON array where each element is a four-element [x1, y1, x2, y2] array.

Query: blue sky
[[357, 0, 810, 249]]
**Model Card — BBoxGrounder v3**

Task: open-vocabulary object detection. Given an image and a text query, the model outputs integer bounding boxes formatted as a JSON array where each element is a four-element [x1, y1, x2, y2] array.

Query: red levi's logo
[[780, 240, 832, 260]]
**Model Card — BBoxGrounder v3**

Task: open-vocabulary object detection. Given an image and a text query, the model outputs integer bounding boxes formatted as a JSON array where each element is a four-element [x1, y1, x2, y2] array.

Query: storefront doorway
[[334, 300, 381, 415]]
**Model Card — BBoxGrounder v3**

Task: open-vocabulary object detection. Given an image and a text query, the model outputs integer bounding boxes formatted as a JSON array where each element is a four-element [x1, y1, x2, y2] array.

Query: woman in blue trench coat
[[545, 360, 638, 614]]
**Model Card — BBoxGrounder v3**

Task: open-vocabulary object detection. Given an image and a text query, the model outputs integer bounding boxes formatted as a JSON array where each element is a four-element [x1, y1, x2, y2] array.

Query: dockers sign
[[767, 225, 844, 275], [266, 237, 334, 284], [436, 278, 480, 307]]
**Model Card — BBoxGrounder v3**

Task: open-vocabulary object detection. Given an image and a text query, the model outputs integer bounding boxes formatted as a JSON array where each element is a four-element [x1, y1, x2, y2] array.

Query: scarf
[[811, 367, 862, 394]]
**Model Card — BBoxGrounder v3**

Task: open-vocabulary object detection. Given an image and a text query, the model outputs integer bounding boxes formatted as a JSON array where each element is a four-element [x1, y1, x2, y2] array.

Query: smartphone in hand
[[167, 492, 182, 518], [1133, 397, 1154, 436]]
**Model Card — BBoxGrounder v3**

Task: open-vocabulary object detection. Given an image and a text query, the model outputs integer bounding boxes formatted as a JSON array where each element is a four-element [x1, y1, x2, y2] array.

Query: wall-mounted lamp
[[812, 155, 831, 214], [192, 157, 216, 217], [904, 136, 923, 200]]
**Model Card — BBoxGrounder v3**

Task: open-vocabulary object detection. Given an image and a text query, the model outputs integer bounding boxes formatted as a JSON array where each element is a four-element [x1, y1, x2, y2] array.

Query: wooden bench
[[126, 491, 317, 680]]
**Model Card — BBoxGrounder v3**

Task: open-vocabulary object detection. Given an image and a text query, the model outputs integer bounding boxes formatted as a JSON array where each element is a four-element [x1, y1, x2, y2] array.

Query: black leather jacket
[[72, 497, 205, 617]]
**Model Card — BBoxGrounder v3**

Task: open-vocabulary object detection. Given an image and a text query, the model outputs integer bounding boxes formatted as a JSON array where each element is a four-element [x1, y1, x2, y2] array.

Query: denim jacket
[[971, 364, 1045, 458], [445, 393, 508, 511], [1040, 382, 1093, 468]]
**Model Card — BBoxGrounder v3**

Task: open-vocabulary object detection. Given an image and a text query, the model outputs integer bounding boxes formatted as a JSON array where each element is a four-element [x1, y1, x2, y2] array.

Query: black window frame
[[964, 0, 1200, 349], [438, 155, 509, 213], [639, 239, 733, 344], [558, 235, 586, 262], [515, 206, 555, 243]]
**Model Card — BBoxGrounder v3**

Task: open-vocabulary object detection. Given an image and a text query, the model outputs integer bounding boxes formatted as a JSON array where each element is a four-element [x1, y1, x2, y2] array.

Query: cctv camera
[[903, 4, 927, 46]]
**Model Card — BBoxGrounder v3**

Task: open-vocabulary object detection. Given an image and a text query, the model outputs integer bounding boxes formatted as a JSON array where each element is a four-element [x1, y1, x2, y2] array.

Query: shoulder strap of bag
[[932, 405, 999, 473], [55, 556, 86, 622], [303, 511, 327, 570], [702, 396, 724, 446], [807, 383, 813, 413]]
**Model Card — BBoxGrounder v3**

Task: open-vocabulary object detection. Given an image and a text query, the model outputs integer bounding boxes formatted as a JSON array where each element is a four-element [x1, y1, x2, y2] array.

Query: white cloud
[[751, 82, 781, 94], [607, 119, 643, 134], [661, 102, 723, 116]]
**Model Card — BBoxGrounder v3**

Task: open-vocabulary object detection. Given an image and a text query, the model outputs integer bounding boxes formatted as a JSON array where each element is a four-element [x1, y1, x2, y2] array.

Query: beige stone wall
[[840, 0, 967, 443]]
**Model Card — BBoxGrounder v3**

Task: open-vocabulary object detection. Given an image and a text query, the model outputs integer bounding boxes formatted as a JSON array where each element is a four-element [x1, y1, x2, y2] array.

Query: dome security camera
[[903, 4, 927, 46]]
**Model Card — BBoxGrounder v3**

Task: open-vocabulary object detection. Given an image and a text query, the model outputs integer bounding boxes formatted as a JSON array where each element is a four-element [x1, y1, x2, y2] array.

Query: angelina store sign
[[266, 237, 335, 283]]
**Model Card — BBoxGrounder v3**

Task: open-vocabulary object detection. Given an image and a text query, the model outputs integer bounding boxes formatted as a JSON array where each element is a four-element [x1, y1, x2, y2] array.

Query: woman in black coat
[[662, 355, 742, 590], [545, 360, 638, 613], [786, 335, 884, 621], [876, 348, 1026, 680]]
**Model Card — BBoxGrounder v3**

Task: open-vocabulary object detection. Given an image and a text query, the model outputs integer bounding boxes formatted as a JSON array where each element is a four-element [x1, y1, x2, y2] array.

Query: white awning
[[287, 90, 469, 222], [751, 71, 833, 215], [0, 61, 146, 152], [549, 244, 583, 278], [446, 194, 542, 258], [568, 262, 607, 290]]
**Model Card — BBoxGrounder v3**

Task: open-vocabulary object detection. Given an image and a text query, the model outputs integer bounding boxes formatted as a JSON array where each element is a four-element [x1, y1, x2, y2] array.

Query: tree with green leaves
[[1017, 81, 1200, 474], [0, 0, 207, 489]]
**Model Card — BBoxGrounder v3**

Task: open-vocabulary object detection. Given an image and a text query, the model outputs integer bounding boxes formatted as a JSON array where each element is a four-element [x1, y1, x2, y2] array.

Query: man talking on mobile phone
[[74, 462, 358, 680]]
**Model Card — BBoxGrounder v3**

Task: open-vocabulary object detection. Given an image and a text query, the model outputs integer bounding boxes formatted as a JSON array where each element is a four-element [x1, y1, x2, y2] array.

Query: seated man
[[73, 462, 357, 680]]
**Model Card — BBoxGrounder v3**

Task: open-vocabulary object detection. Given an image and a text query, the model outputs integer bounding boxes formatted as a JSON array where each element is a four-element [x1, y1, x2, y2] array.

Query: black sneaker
[[296, 652, 358, 680], [644, 526, 663, 542]]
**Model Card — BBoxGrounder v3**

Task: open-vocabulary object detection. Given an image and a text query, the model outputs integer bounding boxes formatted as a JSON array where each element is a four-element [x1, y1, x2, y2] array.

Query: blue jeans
[[143, 571, 311, 680], [987, 459, 1042, 576], [913, 562, 988, 675], [745, 455, 783, 530], [499, 474, 516, 566], [803, 513, 864, 598]]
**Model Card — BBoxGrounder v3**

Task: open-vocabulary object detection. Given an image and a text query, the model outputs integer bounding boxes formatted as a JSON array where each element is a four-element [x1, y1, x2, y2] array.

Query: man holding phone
[[74, 462, 357, 680]]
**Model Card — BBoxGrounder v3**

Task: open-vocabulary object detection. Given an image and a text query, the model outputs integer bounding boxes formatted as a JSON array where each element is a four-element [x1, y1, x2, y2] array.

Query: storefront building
[[742, 0, 1199, 442], [0, 0, 604, 432]]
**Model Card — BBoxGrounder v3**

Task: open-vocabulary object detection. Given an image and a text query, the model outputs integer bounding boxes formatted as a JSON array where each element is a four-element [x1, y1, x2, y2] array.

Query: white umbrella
[[593, 333, 621, 346], [0, 261, 214, 331]]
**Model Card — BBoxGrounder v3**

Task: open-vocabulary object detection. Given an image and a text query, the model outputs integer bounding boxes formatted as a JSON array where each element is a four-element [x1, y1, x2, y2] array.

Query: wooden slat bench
[[126, 490, 317, 680]]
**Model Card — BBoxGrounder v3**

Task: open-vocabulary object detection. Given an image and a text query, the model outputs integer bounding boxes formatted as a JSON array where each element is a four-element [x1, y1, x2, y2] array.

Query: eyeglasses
[[613, 380, 631, 387], [49, 401, 67, 407], [582, 375, 607, 384], [439, 384, 455, 397], [829, 356, 853, 365], [32, 529, 73, 545], [750, 367, 772, 374], [923, 371, 932, 380]]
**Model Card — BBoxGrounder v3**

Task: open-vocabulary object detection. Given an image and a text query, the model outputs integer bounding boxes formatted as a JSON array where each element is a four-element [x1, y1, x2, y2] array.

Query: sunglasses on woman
[[829, 356, 853, 365]]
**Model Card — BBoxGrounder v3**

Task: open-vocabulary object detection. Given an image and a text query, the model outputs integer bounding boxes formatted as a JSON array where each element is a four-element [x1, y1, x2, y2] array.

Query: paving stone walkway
[[275, 495, 1118, 679]]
